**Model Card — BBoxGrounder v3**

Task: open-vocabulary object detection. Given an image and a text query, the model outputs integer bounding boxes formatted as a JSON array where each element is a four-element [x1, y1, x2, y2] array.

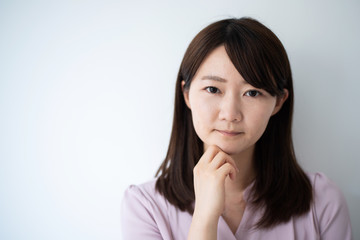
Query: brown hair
[[155, 17, 312, 228]]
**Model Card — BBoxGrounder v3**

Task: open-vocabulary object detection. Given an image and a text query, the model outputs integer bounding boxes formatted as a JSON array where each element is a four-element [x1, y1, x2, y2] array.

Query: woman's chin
[[214, 144, 243, 155], [214, 143, 254, 157], [203, 141, 253, 156]]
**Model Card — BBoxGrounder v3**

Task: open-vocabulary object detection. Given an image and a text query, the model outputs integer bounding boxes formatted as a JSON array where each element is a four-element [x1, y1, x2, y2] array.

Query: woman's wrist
[[187, 210, 219, 240]]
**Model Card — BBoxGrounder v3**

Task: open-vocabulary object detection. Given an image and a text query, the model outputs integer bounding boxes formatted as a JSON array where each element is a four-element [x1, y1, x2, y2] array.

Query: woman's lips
[[216, 130, 243, 136]]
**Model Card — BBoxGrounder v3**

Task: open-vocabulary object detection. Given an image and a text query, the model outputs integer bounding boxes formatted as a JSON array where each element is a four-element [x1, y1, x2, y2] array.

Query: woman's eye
[[205, 86, 220, 94], [245, 90, 261, 97]]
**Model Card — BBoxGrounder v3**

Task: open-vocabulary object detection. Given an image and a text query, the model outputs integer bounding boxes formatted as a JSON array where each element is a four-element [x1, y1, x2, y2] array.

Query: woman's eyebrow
[[201, 75, 248, 85], [201, 75, 227, 82]]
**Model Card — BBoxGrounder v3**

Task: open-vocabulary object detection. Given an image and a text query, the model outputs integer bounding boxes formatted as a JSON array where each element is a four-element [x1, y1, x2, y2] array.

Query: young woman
[[121, 17, 352, 240]]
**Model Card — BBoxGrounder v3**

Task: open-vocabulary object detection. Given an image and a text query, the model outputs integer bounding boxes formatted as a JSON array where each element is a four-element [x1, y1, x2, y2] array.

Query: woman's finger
[[217, 163, 237, 181], [209, 151, 227, 169], [210, 151, 239, 172], [198, 145, 221, 164]]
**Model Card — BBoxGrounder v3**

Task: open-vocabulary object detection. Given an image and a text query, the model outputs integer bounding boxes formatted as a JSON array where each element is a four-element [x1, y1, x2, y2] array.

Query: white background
[[0, 0, 359, 239]]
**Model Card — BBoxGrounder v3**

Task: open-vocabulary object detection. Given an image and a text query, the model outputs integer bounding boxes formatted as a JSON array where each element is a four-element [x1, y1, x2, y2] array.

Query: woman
[[121, 17, 352, 239]]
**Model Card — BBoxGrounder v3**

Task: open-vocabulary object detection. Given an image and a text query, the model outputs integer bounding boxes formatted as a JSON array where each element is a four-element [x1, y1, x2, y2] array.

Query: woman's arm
[[313, 173, 353, 240], [187, 145, 238, 240]]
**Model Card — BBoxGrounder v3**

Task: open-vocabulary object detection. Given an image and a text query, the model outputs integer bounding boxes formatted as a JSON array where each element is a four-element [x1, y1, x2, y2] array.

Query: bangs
[[223, 21, 288, 96], [181, 18, 290, 96]]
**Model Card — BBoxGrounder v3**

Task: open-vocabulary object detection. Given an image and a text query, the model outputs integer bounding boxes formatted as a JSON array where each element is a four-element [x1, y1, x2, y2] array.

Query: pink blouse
[[121, 172, 352, 239]]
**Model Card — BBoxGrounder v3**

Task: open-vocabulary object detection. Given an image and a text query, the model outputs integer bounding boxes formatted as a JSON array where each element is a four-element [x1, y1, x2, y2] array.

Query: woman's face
[[183, 45, 287, 156]]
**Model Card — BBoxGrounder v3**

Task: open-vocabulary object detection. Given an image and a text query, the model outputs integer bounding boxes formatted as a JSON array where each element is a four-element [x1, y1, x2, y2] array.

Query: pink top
[[121, 172, 352, 240]]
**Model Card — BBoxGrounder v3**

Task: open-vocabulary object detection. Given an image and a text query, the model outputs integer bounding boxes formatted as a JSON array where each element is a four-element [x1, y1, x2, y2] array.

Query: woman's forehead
[[192, 46, 247, 85]]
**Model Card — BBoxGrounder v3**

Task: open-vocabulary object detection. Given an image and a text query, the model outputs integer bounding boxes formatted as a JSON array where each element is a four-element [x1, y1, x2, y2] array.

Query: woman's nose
[[218, 94, 242, 122]]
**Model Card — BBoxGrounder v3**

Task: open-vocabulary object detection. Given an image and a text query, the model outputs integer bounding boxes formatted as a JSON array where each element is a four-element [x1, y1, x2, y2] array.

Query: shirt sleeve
[[121, 185, 163, 240], [313, 173, 353, 240]]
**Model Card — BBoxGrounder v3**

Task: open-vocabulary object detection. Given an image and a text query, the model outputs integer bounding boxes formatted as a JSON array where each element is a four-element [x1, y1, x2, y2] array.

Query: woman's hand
[[188, 145, 239, 240]]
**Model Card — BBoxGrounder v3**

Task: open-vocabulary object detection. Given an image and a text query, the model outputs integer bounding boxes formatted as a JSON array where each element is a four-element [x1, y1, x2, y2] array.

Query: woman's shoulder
[[122, 178, 168, 211], [306, 172, 347, 216], [121, 179, 192, 239], [121, 179, 169, 239], [306, 172, 346, 207], [124, 179, 158, 199], [307, 172, 341, 195]]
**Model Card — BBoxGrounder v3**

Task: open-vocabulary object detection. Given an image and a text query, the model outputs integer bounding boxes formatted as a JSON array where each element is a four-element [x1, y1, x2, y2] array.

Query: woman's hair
[[155, 17, 312, 228]]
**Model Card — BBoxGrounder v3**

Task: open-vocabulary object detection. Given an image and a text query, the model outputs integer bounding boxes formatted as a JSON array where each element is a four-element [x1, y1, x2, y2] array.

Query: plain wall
[[0, 0, 359, 239]]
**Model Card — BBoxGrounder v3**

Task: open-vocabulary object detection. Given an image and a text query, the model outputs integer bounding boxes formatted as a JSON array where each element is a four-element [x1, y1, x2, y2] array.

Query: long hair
[[155, 17, 312, 228]]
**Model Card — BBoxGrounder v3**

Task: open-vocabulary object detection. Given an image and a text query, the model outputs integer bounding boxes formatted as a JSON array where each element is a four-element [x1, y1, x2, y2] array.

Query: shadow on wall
[[346, 193, 359, 238]]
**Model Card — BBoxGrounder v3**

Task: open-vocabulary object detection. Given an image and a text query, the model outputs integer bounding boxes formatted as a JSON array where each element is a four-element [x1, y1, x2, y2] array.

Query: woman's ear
[[181, 80, 191, 110], [271, 89, 289, 116]]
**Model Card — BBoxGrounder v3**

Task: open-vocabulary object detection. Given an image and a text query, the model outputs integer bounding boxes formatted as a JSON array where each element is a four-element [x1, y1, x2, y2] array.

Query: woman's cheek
[[191, 100, 215, 140], [253, 110, 274, 137]]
